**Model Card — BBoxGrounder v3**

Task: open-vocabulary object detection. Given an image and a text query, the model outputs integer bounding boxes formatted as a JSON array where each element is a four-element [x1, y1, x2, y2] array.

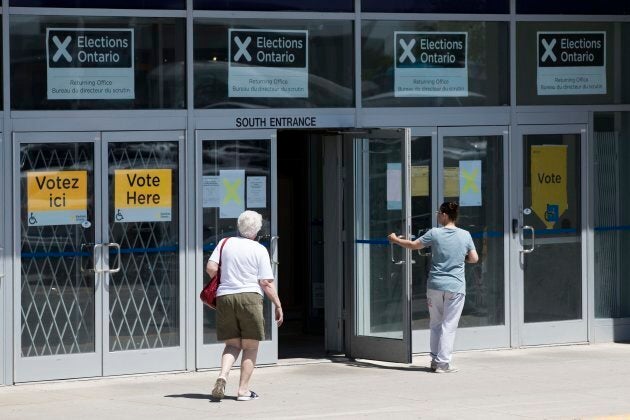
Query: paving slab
[[0, 343, 629, 419]]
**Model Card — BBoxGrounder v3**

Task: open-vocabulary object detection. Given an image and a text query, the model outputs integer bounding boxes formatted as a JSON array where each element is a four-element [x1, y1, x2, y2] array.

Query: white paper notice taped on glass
[[247, 176, 267, 208], [537, 31, 606, 95], [46, 28, 135, 100], [387, 163, 402, 210], [219, 170, 245, 218], [459, 160, 482, 207], [202, 175, 220, 208], [228, 29, 308, 98]]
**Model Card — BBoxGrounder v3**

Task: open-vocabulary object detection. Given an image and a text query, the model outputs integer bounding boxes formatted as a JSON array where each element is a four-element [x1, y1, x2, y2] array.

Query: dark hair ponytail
[[440, 201, 459, 222]]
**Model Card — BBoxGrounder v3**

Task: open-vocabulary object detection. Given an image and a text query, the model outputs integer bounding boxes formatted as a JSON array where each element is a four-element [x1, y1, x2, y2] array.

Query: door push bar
[[390, 235, 406, 265], [0, 247, 4, 287], [270, 236, 280, 266], [81, 243, 122, 273], [520, 226, 536, 254]]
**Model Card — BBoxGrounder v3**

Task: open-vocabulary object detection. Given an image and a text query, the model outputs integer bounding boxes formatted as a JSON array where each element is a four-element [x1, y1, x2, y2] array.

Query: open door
[[348, 129, 412, 363]]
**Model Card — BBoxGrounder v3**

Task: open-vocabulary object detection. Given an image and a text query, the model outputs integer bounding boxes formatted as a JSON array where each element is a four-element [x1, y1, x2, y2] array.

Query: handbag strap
[[217, 237, 230, 275]]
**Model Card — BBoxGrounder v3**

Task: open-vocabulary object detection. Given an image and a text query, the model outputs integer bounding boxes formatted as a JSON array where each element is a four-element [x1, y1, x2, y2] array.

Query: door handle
[[92, 243, 106, 273], [270, 236, 279, 266], [105, 243, 122, 273], [520, 225, 535, 254], [390, 235, 405, 265], [512, 219, 519, 235], [0, 246, 4, 286]]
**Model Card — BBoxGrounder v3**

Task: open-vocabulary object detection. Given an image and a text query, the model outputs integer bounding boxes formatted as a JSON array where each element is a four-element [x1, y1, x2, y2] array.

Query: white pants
[[427, 288, 465, 367]]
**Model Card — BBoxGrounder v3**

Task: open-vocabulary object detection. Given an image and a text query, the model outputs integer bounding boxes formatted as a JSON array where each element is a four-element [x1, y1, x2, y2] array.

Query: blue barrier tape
[[21, 251, 91, 259], [22, 246, 178, 259], [595, 225, 630, 232]]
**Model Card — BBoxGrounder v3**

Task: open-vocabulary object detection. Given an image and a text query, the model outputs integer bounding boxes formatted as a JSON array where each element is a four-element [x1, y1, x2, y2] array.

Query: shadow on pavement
[[164, 393, 238, 403], [333, 358, 432, 372]]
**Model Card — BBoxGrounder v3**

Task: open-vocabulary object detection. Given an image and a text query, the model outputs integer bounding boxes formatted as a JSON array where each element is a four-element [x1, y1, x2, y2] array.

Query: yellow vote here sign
[[530, 145, 568, 229], [27, 170, 88, 226], [115, 169, 172, 222]]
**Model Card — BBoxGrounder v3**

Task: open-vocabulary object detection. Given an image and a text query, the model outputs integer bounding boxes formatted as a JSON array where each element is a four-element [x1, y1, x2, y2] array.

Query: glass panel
[[194, 0, 352, 12], [362, 21, 509, 107], [410, 136, 432, 330], [516, 22, 630, 105], [517, 0, 630, 15], [10, 16, 186, 110], [20, 143, 95, 357], [362, 0, 509, 14], [354, 135, 404, 339], [202, 139, 273, 344], [194, 19, 354, 109], [523, 134, 582, 323], [443, 135, 505, 328], [11, 0, 184, 8], [594, 112, 630, 318], [107, 141, 180, 351]]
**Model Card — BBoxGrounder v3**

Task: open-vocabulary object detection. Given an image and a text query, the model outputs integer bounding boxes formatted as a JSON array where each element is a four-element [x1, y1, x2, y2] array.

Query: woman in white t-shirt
[[206, 210, 283, 401]]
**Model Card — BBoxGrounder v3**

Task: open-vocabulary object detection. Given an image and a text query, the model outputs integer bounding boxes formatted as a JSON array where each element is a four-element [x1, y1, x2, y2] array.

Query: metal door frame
[[511, 124, 589, 346], [13, 131, 103, 382], [100, 130, 186, 376], [347, 128, 413, 363], [195, 129, 278, 369], [411, 126, 511, 353]]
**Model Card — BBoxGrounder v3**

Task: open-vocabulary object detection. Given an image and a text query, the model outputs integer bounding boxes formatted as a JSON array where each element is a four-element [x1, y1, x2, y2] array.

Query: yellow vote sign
[[114, 169, 172, 222], [27, 171, 88, 226], [530, 145, 568, 229]]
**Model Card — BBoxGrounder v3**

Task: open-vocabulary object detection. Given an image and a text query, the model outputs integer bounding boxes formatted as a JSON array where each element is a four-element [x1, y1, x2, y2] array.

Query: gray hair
[[237, 210, 263, 239]]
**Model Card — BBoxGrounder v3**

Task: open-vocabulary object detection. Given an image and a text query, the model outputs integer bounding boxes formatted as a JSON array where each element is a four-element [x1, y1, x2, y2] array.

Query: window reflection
[[10, 16, 186, 110]]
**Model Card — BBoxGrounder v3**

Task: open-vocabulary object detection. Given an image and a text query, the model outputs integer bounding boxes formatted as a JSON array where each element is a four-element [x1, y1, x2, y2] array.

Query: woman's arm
[[465, 249, 479, 264], [205, 260, 218, 278], [388, 233, 425, 250], [260, 279, 283, 327]]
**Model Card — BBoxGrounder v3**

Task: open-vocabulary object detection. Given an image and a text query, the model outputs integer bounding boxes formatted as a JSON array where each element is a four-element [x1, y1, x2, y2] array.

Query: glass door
[[101, 131, 185, 376], [349, 129, 412, 363], [196, 130, 277, 368], [411, 127, 509, 352], [14, 132, 102, 382], [513, 125, 588, 345]]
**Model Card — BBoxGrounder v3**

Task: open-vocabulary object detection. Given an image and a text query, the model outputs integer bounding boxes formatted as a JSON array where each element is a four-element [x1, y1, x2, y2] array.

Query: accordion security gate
[[14, 131, 185, 382]]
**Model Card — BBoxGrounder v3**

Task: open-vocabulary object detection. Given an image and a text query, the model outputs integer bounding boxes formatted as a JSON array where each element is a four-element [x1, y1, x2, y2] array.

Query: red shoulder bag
[[200, 238, 230, 309]]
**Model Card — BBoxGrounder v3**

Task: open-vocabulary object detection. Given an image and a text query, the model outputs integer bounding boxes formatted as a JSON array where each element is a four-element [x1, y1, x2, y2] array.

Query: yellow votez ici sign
[[114, 169, 172, 223], [27, 171, 88, 226]]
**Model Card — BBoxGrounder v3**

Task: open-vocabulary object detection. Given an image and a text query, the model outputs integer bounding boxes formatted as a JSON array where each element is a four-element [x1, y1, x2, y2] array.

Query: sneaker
[[430, 361, 437, 372], [211, 378, 226, 400], [237, 391, 259, 401], [434, 365, 459, 374]]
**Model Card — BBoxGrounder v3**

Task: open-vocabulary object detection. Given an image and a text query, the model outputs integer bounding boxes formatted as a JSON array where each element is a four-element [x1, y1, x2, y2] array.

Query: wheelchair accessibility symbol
[[28, 213, 38, 225], [115, 209, 125, 221]]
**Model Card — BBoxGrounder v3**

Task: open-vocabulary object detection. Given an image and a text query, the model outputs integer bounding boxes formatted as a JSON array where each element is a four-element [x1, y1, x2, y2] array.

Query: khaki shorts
[[216, 292, 265, 341]]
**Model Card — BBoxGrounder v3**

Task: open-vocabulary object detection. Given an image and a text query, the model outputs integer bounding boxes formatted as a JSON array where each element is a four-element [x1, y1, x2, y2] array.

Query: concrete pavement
[[1, 343, 629, 419]]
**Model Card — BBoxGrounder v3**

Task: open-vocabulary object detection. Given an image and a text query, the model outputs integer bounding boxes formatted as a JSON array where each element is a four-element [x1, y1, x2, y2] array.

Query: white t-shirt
[[209, 237, 274, 297]]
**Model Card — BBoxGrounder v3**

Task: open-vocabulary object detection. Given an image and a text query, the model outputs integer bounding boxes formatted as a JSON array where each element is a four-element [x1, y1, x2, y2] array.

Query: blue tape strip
[[533, 228, 577, 235], [21, 251, 91, 259], [22, 246, 178, 259], [595, 225, 630, 232]]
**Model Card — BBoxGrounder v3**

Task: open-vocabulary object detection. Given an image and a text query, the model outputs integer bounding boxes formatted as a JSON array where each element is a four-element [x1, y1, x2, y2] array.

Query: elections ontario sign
[[537, 31, 606, 95], [394, 32, 468, 97], [46, 28, 135, 100], [228, 29, 308, 98]]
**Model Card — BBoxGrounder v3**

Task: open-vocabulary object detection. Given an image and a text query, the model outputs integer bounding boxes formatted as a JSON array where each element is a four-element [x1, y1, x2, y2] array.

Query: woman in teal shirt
[[389, 202, 478, 373]]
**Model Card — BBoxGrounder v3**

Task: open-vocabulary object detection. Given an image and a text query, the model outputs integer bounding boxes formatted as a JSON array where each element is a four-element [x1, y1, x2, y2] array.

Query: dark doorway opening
[[277, 130, 326, 359]]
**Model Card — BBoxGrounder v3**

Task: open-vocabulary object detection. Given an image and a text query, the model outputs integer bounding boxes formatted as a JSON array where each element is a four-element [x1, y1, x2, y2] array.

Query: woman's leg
[[436, 292, 465, 367], [219, 338, 242, 380], [238, 339, 260, 396], [427, 289, 445, 365]]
